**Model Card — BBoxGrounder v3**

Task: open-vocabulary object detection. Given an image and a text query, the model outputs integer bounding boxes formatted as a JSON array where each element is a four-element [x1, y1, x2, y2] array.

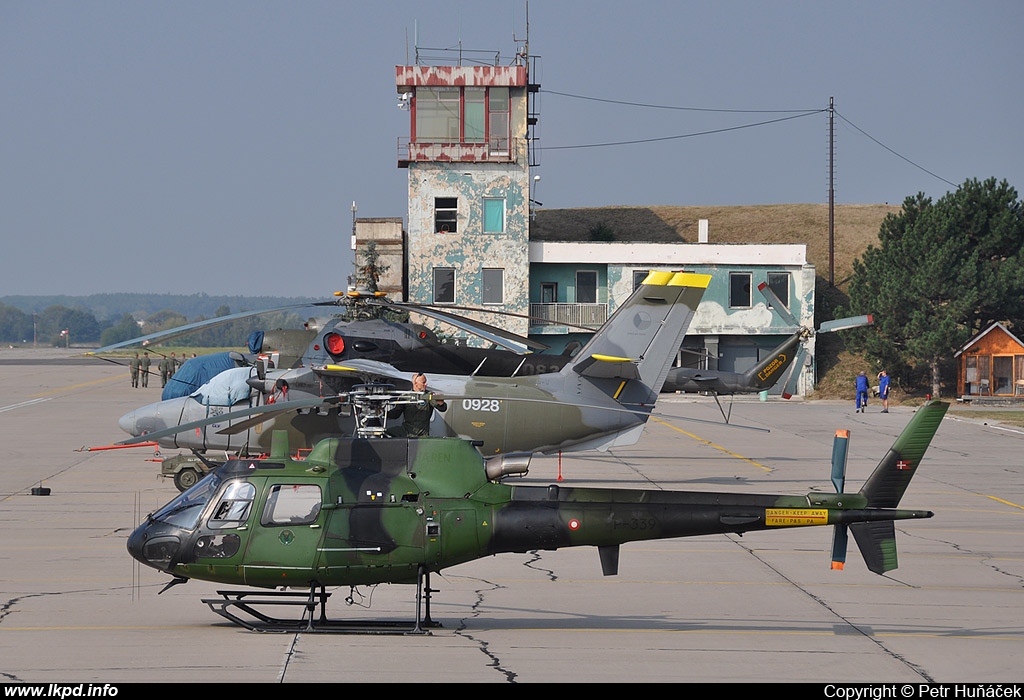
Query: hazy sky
[[2, 1, 1021, 297]]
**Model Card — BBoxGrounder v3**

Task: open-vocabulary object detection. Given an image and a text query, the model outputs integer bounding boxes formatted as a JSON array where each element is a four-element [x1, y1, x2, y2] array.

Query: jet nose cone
[[118, 399, 183, 439], [118, 409, 138, 436]]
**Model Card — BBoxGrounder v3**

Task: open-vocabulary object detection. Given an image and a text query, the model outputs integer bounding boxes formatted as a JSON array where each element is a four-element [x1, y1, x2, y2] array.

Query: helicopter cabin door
[[240, 479, 327, 588]]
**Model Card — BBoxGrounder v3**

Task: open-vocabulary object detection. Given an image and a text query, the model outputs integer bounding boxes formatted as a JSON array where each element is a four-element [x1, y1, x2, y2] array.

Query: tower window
[[435, 197, 458, 233], [433, 268, 455, 304], [482, 268, 504, 304], [483, 198, 505, 233]]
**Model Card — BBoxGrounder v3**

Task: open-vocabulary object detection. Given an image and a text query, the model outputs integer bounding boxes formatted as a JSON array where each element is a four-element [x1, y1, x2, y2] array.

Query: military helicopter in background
[[108, 271, 716, 489], [661, 282, 874, 421], [93, 288, 582, 403], [126, 396, 949, 633]]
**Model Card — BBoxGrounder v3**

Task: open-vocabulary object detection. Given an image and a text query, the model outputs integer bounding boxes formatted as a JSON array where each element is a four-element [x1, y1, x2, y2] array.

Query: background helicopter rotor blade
[[818, 315, 874, 334], [90, 302, 330, 353], [381, 299, 599, 335], [115, 396, 340, 446], [382, 301, 551, 352], [757, 282, 800, 328]]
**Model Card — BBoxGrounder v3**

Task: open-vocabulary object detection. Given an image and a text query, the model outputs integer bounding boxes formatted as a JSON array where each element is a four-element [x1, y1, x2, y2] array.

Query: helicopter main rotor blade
[[116, 396, 339, 445], [90, 303, 329, 353], [757, 282, 800, 328], [818, 315, 874, 334], [380, 301, 551, 352]]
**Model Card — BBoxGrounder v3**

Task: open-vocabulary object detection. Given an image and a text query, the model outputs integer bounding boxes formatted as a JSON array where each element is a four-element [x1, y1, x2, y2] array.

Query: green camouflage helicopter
[[127, 391, 949, 634]]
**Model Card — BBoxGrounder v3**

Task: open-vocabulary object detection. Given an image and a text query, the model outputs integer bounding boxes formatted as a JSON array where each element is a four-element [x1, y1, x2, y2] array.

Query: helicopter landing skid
[[201, 567, 442, 635]]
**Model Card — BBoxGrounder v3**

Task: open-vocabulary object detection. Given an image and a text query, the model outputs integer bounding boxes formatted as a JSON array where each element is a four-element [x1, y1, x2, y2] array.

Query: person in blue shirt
[[878, 370, 890, 413], [855, 371, 869, 413]]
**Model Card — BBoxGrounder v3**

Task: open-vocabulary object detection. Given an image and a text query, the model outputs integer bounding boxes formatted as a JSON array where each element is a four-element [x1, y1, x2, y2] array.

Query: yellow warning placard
[[765, 508, 829, 526]]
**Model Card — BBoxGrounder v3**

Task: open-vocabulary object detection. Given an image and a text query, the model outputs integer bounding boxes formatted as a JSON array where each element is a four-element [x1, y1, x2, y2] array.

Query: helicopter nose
[[126, 523, 181, 573]]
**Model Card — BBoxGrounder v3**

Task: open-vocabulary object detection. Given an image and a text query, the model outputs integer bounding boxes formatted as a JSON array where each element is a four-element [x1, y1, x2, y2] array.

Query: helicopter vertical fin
[[569, 271, 711, 404], [849, 400, 948, 573], [739, 331, 803, 392]]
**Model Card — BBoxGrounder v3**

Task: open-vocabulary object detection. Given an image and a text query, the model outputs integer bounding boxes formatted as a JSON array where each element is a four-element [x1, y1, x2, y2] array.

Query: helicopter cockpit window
[[261, 484, 322, 526], [151, 472, 224, 530], [207, 480, 256, 530]]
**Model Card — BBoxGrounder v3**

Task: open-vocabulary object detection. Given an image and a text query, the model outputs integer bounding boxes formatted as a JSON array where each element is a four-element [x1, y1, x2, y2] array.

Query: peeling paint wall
[[399, 64, 533, 342]]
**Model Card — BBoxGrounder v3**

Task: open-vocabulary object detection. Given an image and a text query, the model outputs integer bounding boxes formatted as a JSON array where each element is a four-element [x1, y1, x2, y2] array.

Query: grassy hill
[[533, 203, 902, 398]]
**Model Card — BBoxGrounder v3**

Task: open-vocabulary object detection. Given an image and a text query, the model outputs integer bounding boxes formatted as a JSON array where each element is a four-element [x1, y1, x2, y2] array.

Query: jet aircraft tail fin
[[848, 400, 948, 573], [568, 271, 711, 405]]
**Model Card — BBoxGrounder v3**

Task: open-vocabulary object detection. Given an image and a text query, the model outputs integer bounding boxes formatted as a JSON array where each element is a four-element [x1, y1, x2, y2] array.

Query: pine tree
[[846, 178, 1024, 397]]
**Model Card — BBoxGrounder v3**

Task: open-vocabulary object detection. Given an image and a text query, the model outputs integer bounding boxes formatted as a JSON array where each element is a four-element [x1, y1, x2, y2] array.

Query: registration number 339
[[462, 399, 501, 412]]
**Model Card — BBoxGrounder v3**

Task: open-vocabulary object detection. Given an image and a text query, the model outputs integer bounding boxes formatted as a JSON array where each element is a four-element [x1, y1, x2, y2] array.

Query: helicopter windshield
[[189, 366, 254, 406], [150, 471, 225, 530]]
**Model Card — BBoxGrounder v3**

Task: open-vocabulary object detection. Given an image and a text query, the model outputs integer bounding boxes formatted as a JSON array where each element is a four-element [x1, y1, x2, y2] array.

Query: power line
[[834, 110, 959, 189], [540, 89, 822, 114], [540, 110, 825, 151], [537, 90, 960, 190]]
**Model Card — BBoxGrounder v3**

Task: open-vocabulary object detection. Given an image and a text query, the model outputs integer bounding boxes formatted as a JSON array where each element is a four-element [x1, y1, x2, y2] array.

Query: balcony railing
[[398, 137, 521, 167], [529, 303, 608, 329]]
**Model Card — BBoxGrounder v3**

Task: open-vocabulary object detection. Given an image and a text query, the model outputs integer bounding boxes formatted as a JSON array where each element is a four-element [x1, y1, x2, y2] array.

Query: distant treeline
[[0, 293, 319, 348]]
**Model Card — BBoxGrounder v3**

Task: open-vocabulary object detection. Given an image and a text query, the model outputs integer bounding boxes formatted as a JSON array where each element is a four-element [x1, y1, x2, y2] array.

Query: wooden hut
[[954, 322, 1024, 400]]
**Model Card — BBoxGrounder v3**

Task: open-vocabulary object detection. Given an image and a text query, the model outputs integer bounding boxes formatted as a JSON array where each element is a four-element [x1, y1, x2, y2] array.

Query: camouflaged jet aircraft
[[113, 271, 711, 489], [126, 399, 949, 633]]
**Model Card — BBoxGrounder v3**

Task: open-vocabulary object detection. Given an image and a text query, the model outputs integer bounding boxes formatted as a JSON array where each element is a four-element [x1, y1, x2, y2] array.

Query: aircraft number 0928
[[461, 399, 501, 412]]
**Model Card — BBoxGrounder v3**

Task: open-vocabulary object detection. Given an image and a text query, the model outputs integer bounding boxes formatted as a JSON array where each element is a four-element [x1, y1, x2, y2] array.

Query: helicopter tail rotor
[[829, 429, 851, 570]]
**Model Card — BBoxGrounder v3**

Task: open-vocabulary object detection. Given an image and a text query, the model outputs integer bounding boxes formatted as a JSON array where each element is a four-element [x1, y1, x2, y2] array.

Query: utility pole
[[828, 96, 835, 288]]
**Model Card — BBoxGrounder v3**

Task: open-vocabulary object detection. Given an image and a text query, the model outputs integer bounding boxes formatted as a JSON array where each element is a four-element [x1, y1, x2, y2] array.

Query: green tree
[[0, 303, 32, 343], [36, 305, 101, 345], [100, 314, 142, 347], [355, 240, 389, 292], [845, 178, 1024, 397]]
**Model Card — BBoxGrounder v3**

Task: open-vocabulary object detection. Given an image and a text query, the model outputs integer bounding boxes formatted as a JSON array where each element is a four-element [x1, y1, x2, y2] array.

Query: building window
[[766, 272, 790, 310], [413, 86, 510, 152], [488, 87, 510, 154], [729, 272, 752, 308], [576, 270, 598, 304], [433, 268, 455, 304], [633, 270, 649, 291], [483, 198, 505, 233], [464, 88, 485, 143], [416, 87, 460, 142], [435, 197, 458, 233], [482, 268, 504, 304]]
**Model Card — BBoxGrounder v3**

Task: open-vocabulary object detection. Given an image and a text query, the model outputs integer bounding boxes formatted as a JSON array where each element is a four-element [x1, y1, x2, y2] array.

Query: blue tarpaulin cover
[[161, 352, 243, 401], [187, 366, 255, 406]]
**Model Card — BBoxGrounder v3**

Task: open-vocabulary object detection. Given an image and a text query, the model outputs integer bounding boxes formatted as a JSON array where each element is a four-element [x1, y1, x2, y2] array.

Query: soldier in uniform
[[159, 355, 170, 387], [140, 352, 151, 388], [129, 353, 141, 388], [387, 373, 447, 437]]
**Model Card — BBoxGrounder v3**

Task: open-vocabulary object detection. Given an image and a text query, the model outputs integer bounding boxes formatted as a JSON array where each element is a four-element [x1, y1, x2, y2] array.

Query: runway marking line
[[651, 416, 771, 472], [30, 374, 123, 398]]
